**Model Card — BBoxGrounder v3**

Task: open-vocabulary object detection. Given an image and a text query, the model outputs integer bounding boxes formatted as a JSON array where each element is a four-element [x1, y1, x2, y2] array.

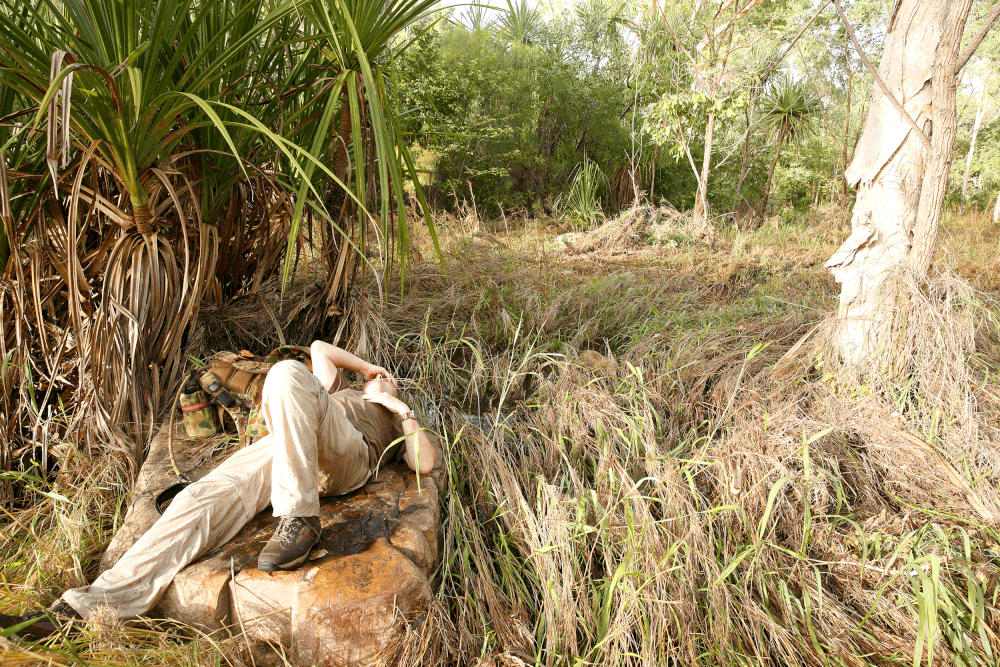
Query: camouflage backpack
[[179, 345, 346, 444]]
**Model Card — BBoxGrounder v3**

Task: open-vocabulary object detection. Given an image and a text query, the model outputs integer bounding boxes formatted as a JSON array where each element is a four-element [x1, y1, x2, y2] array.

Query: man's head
[[363, 376, 397, 398]]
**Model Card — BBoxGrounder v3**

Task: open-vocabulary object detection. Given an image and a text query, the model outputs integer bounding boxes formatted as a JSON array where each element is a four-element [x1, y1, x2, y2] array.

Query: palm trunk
[[333, 82, 352, 188], [760, 123, 788, 217], [132, 199, 153, 236]]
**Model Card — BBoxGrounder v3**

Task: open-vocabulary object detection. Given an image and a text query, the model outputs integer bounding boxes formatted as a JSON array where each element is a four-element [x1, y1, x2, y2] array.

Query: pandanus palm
[[0, 0, 441, 471], [1, 0, 300, 234], [0, 0, 315, 468], [294, 0, 441, 308], [758, 79, 821, 215]]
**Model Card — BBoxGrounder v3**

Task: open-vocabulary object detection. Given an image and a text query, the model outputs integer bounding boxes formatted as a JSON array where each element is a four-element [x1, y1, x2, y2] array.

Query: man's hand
[[364, 389, 436, 474], [310, 340, 396, 390], [362, 363, 396, 386], [361, 390, 409, 416]]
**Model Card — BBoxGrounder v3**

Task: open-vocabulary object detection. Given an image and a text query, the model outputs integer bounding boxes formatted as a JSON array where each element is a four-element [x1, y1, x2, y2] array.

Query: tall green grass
[[378, 317, 1000, 667]]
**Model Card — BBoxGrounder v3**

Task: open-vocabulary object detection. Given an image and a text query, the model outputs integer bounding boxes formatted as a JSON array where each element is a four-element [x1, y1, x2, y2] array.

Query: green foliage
[[646, 89, 752, 162], [392, 20, 654, 215], [773, 165, 816, 209], [555, 158, 608, 227]]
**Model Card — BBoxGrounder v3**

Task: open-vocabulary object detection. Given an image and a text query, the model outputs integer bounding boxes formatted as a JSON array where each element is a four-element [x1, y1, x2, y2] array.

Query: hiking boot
[[48, 600, 80, 620], [258, 516, 322, 572], [0, 601, 78, 641]]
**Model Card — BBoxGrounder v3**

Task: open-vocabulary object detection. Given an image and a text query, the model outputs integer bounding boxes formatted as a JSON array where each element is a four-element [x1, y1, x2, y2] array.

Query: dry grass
[[938, 208, 1000, 292], [381, 204, 1000, 667], [3, 204, 1000, 667]]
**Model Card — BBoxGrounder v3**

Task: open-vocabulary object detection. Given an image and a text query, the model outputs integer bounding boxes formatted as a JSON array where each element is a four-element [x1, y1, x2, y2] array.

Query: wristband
[[397, 410, 416, 422]]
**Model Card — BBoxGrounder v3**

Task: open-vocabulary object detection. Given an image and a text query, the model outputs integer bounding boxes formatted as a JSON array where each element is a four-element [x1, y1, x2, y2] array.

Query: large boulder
[[102, 425, 444, 666]]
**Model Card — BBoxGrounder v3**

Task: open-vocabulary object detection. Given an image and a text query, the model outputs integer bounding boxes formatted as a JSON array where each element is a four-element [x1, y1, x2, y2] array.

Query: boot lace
[[274, 517, 312, 544]]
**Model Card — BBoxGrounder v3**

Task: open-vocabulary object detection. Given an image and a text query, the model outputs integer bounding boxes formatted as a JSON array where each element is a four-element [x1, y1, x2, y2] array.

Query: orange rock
[[234, 538, 433, 666], [104, 426, 445, 666]]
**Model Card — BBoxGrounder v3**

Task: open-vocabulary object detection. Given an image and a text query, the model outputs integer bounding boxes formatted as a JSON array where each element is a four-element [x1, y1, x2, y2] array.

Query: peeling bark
[[825, 0, 975, 362]]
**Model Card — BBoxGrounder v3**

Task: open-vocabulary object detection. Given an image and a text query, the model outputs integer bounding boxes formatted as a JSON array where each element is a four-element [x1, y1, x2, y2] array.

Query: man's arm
[[400, 416, 436, 475], [361, 392, 437, 475], [310, 340, 393, 392]]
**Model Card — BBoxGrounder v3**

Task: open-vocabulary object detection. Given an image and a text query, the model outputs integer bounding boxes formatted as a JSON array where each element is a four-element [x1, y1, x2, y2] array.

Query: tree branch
[[956, 0, 1000, 72], [831, 0, 932, 150], [760, 0, 832, 81], [696, 0, 768, 51]]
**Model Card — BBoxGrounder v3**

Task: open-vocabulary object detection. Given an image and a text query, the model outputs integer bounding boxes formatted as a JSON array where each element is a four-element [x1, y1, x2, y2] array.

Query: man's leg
[[256, 360, 370, 570], [60, 436, 274, 620]]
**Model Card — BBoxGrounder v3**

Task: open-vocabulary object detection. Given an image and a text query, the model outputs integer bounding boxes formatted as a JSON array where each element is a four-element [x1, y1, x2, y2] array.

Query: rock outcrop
[[101, 425, 444, 666]]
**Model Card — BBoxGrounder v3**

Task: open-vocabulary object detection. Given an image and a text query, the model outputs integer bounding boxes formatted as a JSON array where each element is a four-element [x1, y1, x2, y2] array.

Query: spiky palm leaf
[[498, 0, 544, 46], [459, 4, 495, 33], [759, 79, 820, 215], [294, 0, 442, 309]]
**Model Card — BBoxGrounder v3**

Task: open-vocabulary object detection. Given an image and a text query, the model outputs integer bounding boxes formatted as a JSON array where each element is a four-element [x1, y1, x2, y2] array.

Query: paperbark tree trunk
[[961, 88, 984, 199], [825, 0, 975, 363], [692, 109, 716, 239]]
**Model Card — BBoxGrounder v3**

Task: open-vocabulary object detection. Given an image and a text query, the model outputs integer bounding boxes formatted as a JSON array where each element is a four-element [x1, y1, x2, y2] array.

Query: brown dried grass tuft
[[567, 203, 696, 254], [377, 240, 1000, 666], [813, 267, 1000, 521]]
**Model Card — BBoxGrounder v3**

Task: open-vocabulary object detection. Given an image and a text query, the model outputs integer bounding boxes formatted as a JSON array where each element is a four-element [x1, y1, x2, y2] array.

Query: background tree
[[392, 2, 658, 217], [758, 79, 821, 215], [825, 0, 1000, 361]]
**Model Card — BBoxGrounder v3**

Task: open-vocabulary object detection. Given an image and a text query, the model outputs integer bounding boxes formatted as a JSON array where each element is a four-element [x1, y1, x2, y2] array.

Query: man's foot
[[0, 600, 79, 641], [258, 516, 322, 572], [48, 600, 80, 620]]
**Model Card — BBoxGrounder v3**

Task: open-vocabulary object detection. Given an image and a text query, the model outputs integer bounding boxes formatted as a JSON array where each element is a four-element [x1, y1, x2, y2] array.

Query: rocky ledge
[[101, 426, 444, 667]]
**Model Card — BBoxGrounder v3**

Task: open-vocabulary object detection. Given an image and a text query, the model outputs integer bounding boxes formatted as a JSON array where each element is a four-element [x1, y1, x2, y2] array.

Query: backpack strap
[[199, 370, 250, 416]]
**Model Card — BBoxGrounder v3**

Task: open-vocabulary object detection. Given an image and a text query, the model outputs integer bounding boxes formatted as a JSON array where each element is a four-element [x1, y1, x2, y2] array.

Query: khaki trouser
[[62, 361, 370, 620]]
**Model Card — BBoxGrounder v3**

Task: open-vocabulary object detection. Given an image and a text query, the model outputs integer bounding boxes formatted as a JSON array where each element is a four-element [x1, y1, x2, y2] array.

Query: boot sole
[[257, 544, 316, 572]]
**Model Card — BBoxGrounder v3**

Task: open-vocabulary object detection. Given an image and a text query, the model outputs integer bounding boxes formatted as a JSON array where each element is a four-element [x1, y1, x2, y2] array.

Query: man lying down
[[1, 340, 436, 639]]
